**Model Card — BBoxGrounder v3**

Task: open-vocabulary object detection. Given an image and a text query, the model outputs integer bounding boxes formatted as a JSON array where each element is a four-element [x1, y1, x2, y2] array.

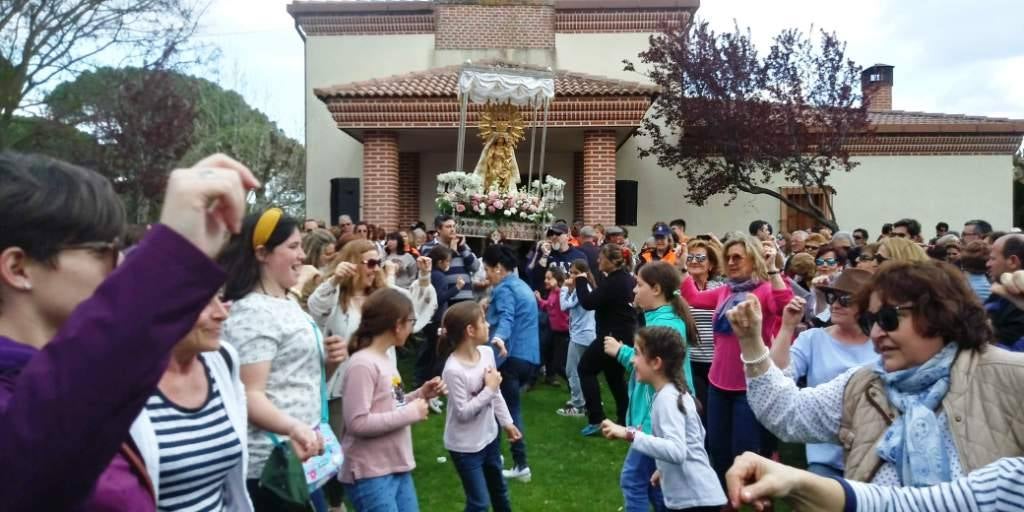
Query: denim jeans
[[706, 385, 773, 485], [565, 342, 588, 408], [343, 472, 419, 512], [449, 435, 512, 512], [620, 446, 666, 512], [499, 356, 538, 468]]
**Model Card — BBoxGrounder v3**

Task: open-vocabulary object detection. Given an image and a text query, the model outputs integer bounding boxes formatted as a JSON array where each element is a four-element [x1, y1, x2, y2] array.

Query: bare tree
[[0, 0, 206, 148]]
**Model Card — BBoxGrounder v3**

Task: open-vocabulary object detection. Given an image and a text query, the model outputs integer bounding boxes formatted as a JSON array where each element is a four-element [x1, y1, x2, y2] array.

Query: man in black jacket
[[986, 234, 1024, 351], [529, 222, 586, 290]]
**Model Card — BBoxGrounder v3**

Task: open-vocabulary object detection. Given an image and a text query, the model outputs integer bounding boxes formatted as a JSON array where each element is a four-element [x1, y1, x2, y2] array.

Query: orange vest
[[641, 248, 677, 265]]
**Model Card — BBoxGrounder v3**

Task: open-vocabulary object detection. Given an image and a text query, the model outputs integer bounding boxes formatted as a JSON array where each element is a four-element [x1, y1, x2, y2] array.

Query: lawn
[[396, 349, 804, 511]]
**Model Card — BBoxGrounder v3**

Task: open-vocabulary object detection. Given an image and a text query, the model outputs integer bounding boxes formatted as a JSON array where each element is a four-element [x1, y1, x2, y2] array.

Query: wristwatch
[[625, 426, 637, 443]]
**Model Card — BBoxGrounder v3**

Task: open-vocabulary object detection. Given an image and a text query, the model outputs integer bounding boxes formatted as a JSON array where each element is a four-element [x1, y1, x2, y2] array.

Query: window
[[779, 186, 831, 233]]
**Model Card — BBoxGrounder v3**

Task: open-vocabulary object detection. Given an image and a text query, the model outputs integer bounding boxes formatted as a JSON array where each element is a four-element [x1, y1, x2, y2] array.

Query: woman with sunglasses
[[0, 152, 257, 511], [677, 236, 793, 484], [767, 269, 876, 479], [682, 238, 726, 423], [853, 243, 881, 273], [219, 209, 346, 510], [730, 260, 1024, 486], [308, 239, 436, 430]]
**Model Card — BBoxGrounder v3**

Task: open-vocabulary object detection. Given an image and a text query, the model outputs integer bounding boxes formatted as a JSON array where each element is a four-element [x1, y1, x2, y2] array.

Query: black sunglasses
[[823, 290, 853, 307], [363, 258, 381, 269], [858, 305, 910, 336]]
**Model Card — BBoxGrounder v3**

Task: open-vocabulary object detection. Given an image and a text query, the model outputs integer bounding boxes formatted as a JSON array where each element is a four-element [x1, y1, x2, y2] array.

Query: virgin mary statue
[[473, 103, 525, 194]]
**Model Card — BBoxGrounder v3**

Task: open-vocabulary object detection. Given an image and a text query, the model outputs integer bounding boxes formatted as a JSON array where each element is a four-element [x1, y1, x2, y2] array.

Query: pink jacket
[[680, 276, 793, 391], [537, 290, 570, 333]]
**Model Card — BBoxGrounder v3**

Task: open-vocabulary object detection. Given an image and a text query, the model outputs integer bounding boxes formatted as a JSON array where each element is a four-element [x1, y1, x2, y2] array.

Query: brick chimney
[[861, 64, 894, 111]]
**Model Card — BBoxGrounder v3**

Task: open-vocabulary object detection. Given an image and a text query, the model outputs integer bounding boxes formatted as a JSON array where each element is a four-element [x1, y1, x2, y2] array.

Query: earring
[[21, 282, 32, 291]]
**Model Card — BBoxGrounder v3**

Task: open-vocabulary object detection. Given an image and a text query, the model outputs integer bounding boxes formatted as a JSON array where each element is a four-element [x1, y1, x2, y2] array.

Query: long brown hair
[[571, 258, 596, 288], [638, 262, 699, 347], [635, 326, 692, 414], [600, 243, 627, 271], [348, 288, 413, 356], [331, 239, 385, 310], [437, 301, 485, 361]]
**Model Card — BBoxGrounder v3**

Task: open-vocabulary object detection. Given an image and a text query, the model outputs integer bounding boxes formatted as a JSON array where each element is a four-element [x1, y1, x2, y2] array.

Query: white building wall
[[617, 132, 1014, 236], [555, 33, 656, 82], [304, 35, 435, 221]]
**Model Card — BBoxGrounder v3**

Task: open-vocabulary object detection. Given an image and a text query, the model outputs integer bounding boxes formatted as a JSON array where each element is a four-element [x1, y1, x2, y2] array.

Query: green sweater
[[617, 305, 696, 434]]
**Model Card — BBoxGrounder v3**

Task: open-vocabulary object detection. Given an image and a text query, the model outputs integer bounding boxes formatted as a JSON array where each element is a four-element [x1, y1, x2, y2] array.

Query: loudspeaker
[[615, 180, 638, 227], [330, 178, 360, 225]]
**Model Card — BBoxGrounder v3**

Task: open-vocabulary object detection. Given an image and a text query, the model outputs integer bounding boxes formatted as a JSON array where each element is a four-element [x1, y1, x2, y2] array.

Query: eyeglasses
[[805, 245, 821, 253], [363, 258, 381, 269], [891, 232, 908, 238], [857, 253, 874, 262], [686, 254, 708, 263], [858, 304, 910, 336], [873, 254, 889, 264], [61, 240, 121, 271], [815, 258, 837, 266], [823, 290, 853, 307]]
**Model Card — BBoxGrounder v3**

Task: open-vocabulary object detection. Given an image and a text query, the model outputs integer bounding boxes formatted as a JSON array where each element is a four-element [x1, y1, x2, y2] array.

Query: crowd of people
[[3, 149, 1024, 512]]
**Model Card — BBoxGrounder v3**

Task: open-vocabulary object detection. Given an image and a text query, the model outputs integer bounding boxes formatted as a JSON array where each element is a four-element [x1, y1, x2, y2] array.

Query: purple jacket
[[0, 225, 225, 511]]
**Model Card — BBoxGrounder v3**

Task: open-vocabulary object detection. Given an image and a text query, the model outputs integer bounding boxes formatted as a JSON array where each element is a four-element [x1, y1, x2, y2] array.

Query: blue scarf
[[712, 278, 760, 335], [873, 343, 958, 487]]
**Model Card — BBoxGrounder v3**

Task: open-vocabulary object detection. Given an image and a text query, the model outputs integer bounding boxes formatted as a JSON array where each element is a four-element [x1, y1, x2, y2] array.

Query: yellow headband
[[252, 208, 283, 250]]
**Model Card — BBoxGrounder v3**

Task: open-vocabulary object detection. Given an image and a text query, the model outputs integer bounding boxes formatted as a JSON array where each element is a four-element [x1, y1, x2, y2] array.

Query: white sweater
[[128, 343, 253, 511]]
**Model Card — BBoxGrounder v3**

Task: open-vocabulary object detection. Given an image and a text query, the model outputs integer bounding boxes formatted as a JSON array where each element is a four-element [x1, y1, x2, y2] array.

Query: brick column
[[572, 151, 584, 223], [398, 152, 421, 229], [362, 131, 400, 231], [582, 130, 617, 226]]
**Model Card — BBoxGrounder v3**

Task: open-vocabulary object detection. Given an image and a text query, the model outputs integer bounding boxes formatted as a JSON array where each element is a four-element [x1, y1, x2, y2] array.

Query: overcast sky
[[195, 0, 1024, 141]]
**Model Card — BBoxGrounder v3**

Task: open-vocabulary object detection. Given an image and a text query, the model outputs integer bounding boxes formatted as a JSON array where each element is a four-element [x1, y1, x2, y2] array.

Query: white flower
[[503, 209, 512, 216]]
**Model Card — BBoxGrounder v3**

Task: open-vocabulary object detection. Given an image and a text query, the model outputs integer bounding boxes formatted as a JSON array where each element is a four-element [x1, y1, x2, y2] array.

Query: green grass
[[396, 348, 803, 511]]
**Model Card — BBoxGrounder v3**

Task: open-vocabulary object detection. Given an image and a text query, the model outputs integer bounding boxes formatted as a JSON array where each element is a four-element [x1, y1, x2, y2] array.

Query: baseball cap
[[547, 223, 569, 236], [653, 224, 672, 238]]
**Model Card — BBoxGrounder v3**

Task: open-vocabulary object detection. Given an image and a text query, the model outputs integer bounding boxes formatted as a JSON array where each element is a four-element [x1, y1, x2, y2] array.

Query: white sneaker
[[428, 397, 444, 414], [502, 465, 532, 482]]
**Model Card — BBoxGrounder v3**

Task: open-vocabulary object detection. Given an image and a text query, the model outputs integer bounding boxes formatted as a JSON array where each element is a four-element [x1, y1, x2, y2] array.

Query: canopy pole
[[456, 93, 469, 171], [537, 99, 551, 202], [527, 104, 538, 194]]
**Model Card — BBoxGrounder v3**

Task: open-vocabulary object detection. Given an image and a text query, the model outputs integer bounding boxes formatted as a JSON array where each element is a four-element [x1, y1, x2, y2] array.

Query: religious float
[[434, 63, 565, 241]]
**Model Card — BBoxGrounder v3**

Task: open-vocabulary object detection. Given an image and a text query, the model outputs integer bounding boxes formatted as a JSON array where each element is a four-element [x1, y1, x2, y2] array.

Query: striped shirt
[[419, 238, 478, 302], [144, 361, 243, 511], [688, 279, 724, 363], [846, 457, 1024, 511]]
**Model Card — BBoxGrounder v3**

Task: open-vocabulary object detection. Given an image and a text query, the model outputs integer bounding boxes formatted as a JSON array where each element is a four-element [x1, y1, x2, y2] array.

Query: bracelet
[[767, 270, 780, 275], [740, 348, 771, 366]]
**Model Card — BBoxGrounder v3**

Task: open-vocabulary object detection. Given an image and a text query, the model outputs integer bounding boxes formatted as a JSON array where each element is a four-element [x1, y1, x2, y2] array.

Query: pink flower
[[489, 192, 499, 200], [493, 199, 505, 210], [455, 203, 466, 213]]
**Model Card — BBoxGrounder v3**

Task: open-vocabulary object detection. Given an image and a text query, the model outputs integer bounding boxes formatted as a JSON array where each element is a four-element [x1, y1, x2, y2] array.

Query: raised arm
[[559, 286, 578, 311], [679, 274, 722, 310]]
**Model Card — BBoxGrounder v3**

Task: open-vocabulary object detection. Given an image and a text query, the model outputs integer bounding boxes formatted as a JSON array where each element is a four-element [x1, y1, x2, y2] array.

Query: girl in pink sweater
[[441, 302, 522, 512], [536, 268, 571, 385], [340, 288, 447, 511]]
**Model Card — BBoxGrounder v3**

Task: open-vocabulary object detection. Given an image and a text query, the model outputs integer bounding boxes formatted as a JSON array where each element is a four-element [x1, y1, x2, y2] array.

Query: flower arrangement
[[435, 171, 565, 224]]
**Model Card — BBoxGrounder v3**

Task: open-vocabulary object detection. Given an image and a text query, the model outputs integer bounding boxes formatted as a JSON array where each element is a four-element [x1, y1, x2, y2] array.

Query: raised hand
[[992, 270, 1024, 310], [726, 452, 802, 511], [726, 295, 766, 352], [159, 154, 260, 258], [600, 419, 627, 440], [416, 256, 432, 275], [421, 376, 448, 399], [781, 297, 806, 328], [333, 262, 357, 281], [603, 336, 623, 358], [455, 276, 466, 290]]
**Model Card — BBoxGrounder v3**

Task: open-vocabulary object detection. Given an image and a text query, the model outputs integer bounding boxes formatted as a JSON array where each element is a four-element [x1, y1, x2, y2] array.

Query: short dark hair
[[936, 222, 949, 232], [999, 234, 1024, 265], [0, 152, 125, 264], [881, 223, 893, 235], [427, 245, 453, 267], [856, 261, 991, 350], [670, 219, 687, 231], [434, 214, 453, 229], [749, 220, 772, 236], [816, 245, 848, 267], [385, 231, 406, 255], [853, 228, 869, 241], [960, 240, 990, 274], [965, 219, 993, 235], [482, 244, 518, 271], [893, 218, 921, 237]]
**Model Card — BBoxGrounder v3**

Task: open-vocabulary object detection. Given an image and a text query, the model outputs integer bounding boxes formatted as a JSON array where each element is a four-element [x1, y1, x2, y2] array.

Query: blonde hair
[[722, 235, 770, 282], [332, 239, 386, 310], [302, 228, 336, 268], [686, 239, 723, 279], [879, 237, 929, 263]]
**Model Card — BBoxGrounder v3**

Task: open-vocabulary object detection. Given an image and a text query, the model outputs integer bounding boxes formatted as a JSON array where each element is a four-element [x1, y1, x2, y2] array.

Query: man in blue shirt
[[419, 214, 479, 303]]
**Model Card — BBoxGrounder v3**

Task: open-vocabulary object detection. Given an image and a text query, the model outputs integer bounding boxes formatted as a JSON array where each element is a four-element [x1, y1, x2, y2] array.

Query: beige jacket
[[839, 345, 1024, 482]]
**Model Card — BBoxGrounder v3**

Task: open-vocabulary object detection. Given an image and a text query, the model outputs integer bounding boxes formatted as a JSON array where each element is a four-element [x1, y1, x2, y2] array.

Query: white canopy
[[458, 69, 555, 106]]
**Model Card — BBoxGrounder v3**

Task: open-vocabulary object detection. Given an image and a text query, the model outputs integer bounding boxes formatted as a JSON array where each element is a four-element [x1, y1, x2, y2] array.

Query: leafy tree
[[0, 0, 205, 148], [47, 67, 197, 222], [627, 21, 869, 230]]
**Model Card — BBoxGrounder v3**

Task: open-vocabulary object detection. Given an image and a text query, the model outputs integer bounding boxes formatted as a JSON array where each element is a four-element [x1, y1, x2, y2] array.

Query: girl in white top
[[440, 302, 522, 512], [218, 209, 347, 510], [600, 326, 726, 512]]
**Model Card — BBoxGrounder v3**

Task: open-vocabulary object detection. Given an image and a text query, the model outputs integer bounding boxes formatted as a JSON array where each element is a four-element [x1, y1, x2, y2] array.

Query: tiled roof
[[868, 110, 1024, 132], [314, 61, 660, 100]]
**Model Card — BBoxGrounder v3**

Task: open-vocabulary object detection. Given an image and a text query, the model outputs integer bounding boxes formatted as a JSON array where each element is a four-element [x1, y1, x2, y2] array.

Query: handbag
[[258, 321, 344, 506]]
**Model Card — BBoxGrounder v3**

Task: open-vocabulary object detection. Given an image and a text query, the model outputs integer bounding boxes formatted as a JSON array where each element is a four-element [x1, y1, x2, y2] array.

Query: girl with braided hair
[[601, 326, 725, 512]]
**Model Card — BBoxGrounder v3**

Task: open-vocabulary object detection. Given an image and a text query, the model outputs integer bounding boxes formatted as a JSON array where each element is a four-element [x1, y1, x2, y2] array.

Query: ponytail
[[437, 301, 485, 361], [348, 288, 413, 356], [639, 262, 700, 347]]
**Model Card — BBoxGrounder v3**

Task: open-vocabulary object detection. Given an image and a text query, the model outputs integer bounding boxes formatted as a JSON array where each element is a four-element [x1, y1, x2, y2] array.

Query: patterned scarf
[[873, 343, 958, 487], [712, 278, 760, 335]]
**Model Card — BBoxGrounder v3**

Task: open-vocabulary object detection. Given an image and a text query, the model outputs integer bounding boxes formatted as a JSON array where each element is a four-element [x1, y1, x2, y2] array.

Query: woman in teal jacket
[[602, 261, 700, 512]]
